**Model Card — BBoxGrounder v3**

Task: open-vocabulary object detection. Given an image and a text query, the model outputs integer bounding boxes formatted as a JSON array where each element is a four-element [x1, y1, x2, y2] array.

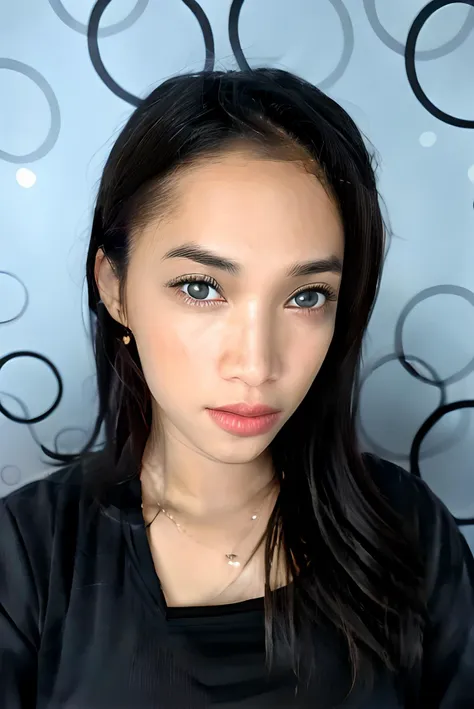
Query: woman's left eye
[[288, 289, 328, 310]]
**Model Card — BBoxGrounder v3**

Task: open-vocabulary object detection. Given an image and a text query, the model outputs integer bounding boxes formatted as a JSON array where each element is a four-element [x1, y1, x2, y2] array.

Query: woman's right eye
[[180, 281, 221, 302]]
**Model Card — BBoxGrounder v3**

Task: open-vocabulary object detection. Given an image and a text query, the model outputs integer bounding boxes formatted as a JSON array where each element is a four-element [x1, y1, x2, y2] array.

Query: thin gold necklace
[[143, 478, 277, 567]]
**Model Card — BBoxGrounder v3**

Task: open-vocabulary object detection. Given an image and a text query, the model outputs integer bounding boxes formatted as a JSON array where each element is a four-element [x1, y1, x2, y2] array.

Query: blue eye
[[289, 289, 328, 310], [181, 281, 220, 301], [167, 275, 337, 314]]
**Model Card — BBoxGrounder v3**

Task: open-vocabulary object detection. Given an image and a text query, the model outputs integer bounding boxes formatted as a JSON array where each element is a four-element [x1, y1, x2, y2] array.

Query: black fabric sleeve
[[0, 497, 40, 708], [415, 479, 474, 708]]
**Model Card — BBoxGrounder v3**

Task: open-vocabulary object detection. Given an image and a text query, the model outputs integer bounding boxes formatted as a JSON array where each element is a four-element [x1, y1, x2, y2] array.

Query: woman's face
[[99, 150, 344, 465]]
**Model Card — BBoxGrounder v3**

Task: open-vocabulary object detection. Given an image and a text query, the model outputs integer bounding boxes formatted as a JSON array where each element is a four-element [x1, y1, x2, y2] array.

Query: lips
[[209, 403, 281, 417], [207, 408, 281, 437]]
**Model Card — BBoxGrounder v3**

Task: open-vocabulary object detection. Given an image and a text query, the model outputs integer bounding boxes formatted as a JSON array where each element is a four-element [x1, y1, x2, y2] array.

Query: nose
[[220, 301, 281, 387]]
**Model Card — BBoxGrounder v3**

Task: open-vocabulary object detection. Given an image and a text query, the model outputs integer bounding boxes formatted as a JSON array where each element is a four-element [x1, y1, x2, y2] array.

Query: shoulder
[[2, 458, 86, 523], [0, 453, 110, 649], [361, 451, 460, 541], [362, 451, 450, 523], [0, 452, 108, 549], [2, 459, 83, 507], [363, 452, 474, 599], [0, 453, 112, 617], [360, 460, 474, 700]]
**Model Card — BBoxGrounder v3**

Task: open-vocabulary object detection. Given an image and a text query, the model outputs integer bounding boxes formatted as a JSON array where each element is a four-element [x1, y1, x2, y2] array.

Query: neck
[[140, 426, 276, 520]]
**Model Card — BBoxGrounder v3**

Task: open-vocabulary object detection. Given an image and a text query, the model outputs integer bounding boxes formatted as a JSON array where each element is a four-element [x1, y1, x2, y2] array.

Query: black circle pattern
[[405, 0, 474, 128], [1, 1, 473, 528], [358, 353, 470, 462], [87, 0, 215, 107], [394, 286, 474, 386], [0, 351, 63, 424], [0, 272, 29, 323], [0, 59, 61, 163], [364, 0, 474, 60], [48, 0, 149, 38], [229, 0, 354, 91]]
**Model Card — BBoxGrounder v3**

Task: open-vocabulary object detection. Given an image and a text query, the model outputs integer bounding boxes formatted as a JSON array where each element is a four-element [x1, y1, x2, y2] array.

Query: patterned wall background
[[1, 0, 473, 550]]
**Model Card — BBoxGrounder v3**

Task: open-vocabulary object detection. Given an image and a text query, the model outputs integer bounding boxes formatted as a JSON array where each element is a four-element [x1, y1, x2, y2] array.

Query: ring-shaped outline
[[87, 0, 215, 107], [405, 0, 474, 128], [0, 59, 61, 163], [228, 0, 354, 91], [0, 351, 63, 424], [0, 272, 29, 323]]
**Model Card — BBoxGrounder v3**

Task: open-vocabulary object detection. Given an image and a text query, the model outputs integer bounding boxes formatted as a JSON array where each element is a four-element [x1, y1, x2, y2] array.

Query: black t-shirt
[[1, 449, 473, 708]]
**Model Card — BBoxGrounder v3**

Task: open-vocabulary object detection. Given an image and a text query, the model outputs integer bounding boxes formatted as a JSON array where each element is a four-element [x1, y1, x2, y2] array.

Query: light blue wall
[[1, 0, 473, 547]]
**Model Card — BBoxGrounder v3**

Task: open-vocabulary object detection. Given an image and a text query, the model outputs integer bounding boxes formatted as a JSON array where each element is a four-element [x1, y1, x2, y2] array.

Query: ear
[[94, 248, 126, 326]]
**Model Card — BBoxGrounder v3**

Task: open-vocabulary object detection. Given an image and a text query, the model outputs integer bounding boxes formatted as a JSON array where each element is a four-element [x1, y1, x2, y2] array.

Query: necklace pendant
[[226, 553, 240, 567]]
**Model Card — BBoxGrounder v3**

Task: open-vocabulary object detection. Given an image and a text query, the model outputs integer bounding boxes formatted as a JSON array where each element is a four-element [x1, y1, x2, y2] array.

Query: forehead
[[138, 151, 344, 266]]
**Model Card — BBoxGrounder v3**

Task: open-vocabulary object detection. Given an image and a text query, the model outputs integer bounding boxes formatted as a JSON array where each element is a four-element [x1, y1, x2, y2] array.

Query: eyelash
[[165, 274, 337, 316]]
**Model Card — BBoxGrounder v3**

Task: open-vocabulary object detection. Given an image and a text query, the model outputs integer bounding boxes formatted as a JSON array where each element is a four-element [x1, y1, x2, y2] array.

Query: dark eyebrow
[[286, 256, 343, 278], [162, 243, 343, 278]]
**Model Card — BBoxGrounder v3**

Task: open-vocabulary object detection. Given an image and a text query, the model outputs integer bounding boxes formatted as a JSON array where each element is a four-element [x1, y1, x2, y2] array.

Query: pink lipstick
[[206, 403, 281, 437]]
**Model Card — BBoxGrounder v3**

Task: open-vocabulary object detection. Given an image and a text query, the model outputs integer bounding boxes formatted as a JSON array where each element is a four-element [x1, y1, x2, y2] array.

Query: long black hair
[[49, 68, 426, 696]]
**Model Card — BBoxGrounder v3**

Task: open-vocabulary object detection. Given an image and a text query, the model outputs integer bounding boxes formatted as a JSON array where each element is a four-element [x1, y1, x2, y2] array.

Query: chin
[[202, 439, 273, 465]]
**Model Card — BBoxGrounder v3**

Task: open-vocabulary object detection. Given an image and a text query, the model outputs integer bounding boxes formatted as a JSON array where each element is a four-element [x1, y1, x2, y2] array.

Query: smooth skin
[[96, 149, 344, 606]]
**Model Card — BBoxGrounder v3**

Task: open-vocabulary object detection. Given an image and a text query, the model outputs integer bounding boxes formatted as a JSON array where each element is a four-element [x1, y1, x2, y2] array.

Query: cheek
[[132, 311, 218, 412], [289, 319, 335, 384], [126, 278, 198, 384], [137, 324, 195, 390]]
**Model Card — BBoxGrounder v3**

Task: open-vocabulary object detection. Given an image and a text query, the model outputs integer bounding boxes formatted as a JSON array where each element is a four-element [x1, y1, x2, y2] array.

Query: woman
[[1, 68, 473, 709]]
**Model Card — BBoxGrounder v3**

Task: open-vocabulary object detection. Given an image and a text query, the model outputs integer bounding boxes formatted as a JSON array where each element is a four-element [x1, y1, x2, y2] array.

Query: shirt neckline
[[101, 436, 289, 621]]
